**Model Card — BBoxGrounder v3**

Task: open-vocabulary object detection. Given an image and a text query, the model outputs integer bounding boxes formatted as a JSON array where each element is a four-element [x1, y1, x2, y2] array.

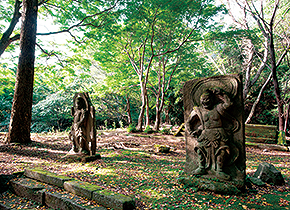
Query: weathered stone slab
[[0, 171, 23, 194], [245, 124, 277, 139], [181, 74, 246, 192], [92, 189, 135, 210], [247, 176, 266, 186], [178, 175, 241, 194], [24, 168, 74, 188], [45, 191, 107, 210], [253, 162, 285, 185], [10, 178, 46, 204], [64, 180, 103, 200], [0, 191, 48, 210]]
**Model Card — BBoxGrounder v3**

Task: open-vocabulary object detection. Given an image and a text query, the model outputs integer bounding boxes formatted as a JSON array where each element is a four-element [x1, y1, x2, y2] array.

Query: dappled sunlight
[[95, 168, 118, 176], [0, 131, 289, 209]]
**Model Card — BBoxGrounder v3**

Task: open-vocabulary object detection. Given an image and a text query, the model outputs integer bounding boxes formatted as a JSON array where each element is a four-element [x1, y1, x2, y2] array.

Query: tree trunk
[[6, 0, 38, 144], [154, 87, 166, 131], [245, 72, 272, 124], [126, 95, 132, 125], [269, 32, 284, 131], [154, 93, 161, 130], [164, 105, 170, 124], [145, 89, 150, 127], [136, 79, 146, 131], [284, 102, 290, 133]]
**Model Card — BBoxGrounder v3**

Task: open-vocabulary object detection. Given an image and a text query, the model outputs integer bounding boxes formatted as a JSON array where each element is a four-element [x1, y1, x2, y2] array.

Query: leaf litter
[[0, 131, 289, 209]]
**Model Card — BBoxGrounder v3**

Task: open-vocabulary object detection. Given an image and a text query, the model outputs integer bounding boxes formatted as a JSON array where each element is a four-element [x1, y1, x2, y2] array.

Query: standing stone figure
[[69, 93, 96, 156], [182, 75, 246, 190], [186, 88, 233, 180]]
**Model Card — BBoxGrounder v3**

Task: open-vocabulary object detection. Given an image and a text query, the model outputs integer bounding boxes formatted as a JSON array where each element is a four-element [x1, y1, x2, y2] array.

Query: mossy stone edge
[[24, 168, 135, 210]]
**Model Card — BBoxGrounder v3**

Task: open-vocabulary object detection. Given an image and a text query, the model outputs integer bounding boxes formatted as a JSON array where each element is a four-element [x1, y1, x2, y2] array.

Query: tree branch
[[36, 43, 65, 67], [0, 0, 21, 56]]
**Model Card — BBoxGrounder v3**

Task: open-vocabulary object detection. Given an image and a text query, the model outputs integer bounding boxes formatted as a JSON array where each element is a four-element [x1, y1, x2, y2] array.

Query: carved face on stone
[[76, 97, 86, 110], [200, 92, 213, 109]]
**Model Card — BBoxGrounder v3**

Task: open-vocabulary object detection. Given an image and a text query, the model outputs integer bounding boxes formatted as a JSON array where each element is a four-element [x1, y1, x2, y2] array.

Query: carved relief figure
[[185, 88, 234, 180], [69, 93, 96, 156]]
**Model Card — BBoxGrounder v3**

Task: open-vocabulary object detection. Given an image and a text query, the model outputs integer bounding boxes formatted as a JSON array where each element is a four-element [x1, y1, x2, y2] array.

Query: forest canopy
[[0, 0, 289, 135]]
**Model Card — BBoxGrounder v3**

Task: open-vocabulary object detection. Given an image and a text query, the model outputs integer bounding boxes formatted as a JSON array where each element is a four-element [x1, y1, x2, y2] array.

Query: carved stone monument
[[179, 75, 246, 193], [69, 92, 97, 156]]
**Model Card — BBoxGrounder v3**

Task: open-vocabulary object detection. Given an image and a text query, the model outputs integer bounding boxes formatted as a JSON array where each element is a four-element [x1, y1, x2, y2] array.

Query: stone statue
[[180, 75, 246, 192], [69, 93, 96, 156], [185, 88, 233, 180]]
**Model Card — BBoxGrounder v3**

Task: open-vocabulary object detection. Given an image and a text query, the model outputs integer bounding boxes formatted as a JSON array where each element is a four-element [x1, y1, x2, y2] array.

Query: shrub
[[127, 124, 137, 133]]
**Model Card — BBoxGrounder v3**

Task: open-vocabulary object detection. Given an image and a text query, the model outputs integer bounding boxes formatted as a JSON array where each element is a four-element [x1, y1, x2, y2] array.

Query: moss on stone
[[65, 180, 102, 192], [26, 168, 71, 180], [178, 175, 241, 195]]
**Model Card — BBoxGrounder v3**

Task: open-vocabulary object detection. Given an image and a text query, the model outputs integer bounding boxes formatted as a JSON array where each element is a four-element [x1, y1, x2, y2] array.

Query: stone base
[[178, 174, 244, 195], [64, 154, 101, 163]]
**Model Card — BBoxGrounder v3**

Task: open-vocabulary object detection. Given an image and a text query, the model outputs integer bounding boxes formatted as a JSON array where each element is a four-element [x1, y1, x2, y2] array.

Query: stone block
[[64, 180, 103, 200], [253, 162, 285, 185], [24, 168, 74, 188], [10, 178, 46, 204], [44, 191, 107, 210], [0, 191, 46, 210], [92, 189, 135, 210], [178, 175, 241, 194], [247, 176, 266, 186]]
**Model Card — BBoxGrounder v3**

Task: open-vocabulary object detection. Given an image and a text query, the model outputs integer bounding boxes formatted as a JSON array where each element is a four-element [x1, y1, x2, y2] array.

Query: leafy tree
[[92, 0, 224, 130], [233, 0, 290, 144], [0, 0, 118, 57]]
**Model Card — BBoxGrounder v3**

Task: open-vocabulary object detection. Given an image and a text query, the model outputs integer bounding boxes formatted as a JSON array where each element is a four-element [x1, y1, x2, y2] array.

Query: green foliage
[[0, 65, 15, 131], [159, 126, 172, 135], [2, 0, 288, 133], [31, 90, 72, 133], [127, 124, 137, 133], [144, 125, 153, 134]]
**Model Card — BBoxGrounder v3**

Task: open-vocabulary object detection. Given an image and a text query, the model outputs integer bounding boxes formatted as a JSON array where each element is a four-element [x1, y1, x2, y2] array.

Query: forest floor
[[0, 129, 289, 209]]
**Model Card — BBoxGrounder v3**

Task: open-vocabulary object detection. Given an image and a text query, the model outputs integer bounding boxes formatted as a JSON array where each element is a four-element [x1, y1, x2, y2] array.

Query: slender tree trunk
[[6, 0, 38, 144], [245, 72, 272, 124], [145, 89, 150, 127], [284, 101, 290, 133], [155, 91, 166, 130], [136, 78, 146, 131], [165, 105, 170, 124], [154, 93, 161, 130], [126, 95, 132, 125], [269, 30, 284, 131]]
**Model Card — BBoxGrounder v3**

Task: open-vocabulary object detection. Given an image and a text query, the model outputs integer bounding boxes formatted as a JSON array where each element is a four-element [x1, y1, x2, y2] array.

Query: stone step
[[24, 168, 75, 188], [9, 177, 107, 210], [22, 168, 135, 210], [0, 190, 53, 210]]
